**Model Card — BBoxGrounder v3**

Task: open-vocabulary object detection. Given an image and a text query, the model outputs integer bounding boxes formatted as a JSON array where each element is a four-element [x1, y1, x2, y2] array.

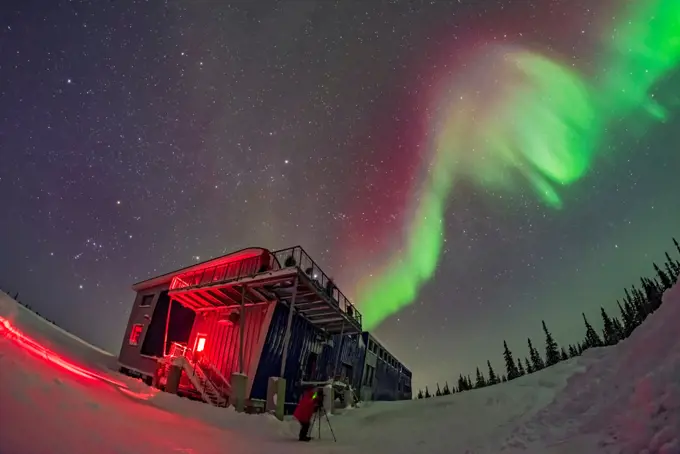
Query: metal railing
[[168, 246, 363, 329], [167, 342, 191, 359], [272, 246, 363, 328], [169, 254, 265, 290], [166, 342, 229, 407]]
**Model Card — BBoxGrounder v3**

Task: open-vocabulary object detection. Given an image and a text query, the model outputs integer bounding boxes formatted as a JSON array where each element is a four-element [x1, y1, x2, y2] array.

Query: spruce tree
[[617, 300, 634, 338], [612, 317, 625, 341], [643, 278, 663, 312], [654, 263, 673, 290], [664, 252, 680, 281], [501, 374, 507, 383], [436, 383, 442, 397], [578, 342, 585, 354], [633, 284, 650, 319], [624, 294, 641, 327], [424, 386, 431, 398], [542, 321, 560, 366], [466, 375, 473, 390], [517, 359, 525, 376], [457, 374, 467, 392], [443, 382, 451, 395], [417, 389, 424, 399], [528, 338, 545, 371], [475, 367, 486, 388], [568, 344, 578, 358], [487, 360, 498, 385], [524, 357, 533, 374], [503, 340, 520, 380], [583, 313, 603, 348], [600, 307, 619, 345], [560, 347, 568, 361], [674, 237, 680, 256]]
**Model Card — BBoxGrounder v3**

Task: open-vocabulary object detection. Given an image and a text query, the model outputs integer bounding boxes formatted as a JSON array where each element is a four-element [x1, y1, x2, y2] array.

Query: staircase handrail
[[173, 356, 214, 405], [204, 362, 232, 394], [193, 362, 227, 406]]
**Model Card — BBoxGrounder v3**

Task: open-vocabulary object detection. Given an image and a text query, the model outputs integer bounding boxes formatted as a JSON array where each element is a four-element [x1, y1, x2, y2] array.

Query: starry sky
[[1, 0, 678, 392]]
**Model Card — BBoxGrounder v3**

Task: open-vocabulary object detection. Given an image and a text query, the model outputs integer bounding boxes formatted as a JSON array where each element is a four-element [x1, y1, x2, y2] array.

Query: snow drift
[[1, 285, 679, 453], [518, 282, 680, 453]]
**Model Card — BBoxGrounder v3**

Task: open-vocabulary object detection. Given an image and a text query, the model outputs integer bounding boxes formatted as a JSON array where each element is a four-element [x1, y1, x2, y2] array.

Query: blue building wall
[[315, 331, 365, 389], [359, 332, 412, 401], [373, 358, 400, 400], [250, 302, 365, 408], [250, 303, 409, 409], [250, 302, 319, 404]]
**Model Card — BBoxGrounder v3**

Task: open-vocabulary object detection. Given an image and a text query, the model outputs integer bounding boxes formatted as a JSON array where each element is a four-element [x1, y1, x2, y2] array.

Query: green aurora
[[358, 0, 680, 330]]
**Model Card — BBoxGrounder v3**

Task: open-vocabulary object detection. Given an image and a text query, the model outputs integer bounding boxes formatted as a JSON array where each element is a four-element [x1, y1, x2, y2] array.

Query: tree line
[[0, 289, 63, 328], [416, 238, 680, 399]]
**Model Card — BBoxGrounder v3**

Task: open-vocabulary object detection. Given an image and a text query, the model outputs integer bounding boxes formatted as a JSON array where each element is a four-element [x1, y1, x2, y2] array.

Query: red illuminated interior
[[195, 334, 206, 353], [129, 324, 143, 345], [0, 315, 127, 388]]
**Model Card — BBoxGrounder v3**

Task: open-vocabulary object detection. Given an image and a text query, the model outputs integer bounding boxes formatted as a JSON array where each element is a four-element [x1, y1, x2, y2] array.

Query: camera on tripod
[[313, 386, 325, 409], [308, 385, 336, 442]]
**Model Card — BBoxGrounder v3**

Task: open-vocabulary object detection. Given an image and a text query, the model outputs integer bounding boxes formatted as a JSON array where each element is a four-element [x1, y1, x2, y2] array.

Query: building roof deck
[[165, 246, 362, 336]]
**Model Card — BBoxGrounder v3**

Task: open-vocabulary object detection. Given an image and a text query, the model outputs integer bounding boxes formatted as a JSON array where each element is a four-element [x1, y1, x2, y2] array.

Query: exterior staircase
[[166, 343, 230, 408]]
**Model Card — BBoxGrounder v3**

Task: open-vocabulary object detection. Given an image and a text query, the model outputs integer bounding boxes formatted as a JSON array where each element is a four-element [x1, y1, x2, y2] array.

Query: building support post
[[332, 321, 345, 380], [232, 284, 249, 413], [280, 275, 299, 378], [163, 298, 173, 356], [238, 285, 246, 374], [266, 275, 298, 420]]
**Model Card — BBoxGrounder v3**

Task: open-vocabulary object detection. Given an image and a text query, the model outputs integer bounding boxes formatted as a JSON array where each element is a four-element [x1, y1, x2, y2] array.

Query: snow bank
[[0, 291, 117, 371], [519, 283, 680, 453]]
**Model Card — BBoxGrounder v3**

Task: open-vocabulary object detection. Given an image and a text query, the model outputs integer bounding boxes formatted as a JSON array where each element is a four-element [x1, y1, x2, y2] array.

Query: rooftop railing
[[272, 246, 363, 329], [169, 254, 264, 291], [168, 246, 363, 329]]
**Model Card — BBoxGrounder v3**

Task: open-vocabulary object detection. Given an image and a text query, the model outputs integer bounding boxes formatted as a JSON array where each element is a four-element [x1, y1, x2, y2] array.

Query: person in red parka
[[293, 387, 320, 442]]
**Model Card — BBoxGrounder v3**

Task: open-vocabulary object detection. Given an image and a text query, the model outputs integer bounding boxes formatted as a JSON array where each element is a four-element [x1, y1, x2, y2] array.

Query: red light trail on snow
[[0, 315, 127, 388]]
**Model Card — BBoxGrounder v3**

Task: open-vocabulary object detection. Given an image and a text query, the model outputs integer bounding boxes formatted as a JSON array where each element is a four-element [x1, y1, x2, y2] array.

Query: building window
[[139, 294, 154, 307], [364, 365, 375, 386], [129, 324, 143, 345], [194, 334, 207, 352]]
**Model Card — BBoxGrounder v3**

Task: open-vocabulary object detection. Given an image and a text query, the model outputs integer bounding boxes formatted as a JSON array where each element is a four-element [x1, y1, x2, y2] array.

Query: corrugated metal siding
[[251, 302, 322, 404], [250, 302, 366, 405], [188, 304, 270, 387], [314, 332, 365, 389], [373, 358, 400, 401]]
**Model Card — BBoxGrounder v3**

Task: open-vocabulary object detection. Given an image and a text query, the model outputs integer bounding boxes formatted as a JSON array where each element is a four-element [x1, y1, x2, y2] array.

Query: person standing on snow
[[293, 386, 320, 442]]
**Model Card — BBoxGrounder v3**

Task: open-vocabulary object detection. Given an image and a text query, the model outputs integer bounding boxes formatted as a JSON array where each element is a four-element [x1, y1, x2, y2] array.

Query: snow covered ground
[[1, 286, 678, 454]]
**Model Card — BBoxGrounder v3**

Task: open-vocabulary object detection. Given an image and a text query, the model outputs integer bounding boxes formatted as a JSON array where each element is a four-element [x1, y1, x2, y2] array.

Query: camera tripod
[[310, 403, 337, 442]]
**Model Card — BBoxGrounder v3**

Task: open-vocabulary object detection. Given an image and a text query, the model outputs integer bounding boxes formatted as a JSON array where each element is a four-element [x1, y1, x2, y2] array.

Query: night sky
[[1, 1, 678, 391]]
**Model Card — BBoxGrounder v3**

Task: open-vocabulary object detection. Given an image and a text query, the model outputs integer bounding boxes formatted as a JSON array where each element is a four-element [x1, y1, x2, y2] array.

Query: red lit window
[[194, 334, 207, 353], [129, 324, 143, 346]]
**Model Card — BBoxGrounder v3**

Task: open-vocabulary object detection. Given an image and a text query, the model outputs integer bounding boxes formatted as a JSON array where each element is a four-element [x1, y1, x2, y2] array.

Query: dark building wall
[[314, 331, 365, 389], [140, 292, 195, 357], [250, 302, 366, 406], [359, 332, 412, 401], [118, 283, 172, 378], [251, 302, 324, 405]]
